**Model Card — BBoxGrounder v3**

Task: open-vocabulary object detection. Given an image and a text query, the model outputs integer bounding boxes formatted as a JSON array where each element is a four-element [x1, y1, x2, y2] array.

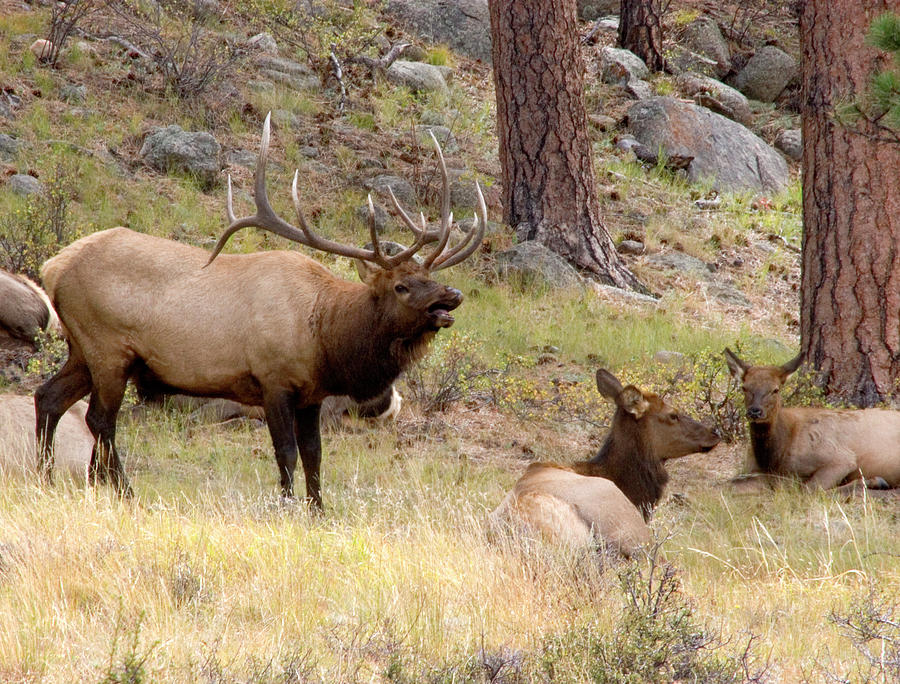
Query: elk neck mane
[[574, 409, 668, 519], [748, 418, 790, 473], [314, 279, 436, 402]]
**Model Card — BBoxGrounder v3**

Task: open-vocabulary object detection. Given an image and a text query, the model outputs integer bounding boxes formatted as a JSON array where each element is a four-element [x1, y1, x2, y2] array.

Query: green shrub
[[0, 159, 79, 281]]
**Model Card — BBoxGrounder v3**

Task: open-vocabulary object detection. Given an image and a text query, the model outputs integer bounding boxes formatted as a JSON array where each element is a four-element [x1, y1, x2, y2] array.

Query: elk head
[[206, 112, 486, 335], [724, 348, 803, 423], [595, 369, 720, 460]]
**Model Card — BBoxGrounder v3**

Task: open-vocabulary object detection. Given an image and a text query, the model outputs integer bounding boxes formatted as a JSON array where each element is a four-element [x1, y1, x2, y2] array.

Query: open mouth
[[427, 296, 461, 328]]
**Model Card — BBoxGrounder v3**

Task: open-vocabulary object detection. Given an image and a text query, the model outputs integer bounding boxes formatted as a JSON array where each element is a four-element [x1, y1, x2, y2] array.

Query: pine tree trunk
[[618, 0, 665, 72], [488, 0, 645, 292], [800, 0, 900, 406]]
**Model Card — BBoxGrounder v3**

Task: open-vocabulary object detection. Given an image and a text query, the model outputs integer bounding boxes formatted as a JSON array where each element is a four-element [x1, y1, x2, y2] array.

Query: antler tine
[[422, 130, 453, 269], [431, 181, 487, 271], [288, 176, 393, 267], [367, 195, 382, 263], [385, 186, 441, 242]]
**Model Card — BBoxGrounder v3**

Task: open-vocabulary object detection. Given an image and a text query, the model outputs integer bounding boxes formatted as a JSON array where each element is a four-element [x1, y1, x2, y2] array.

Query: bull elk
[[490, 369, 720, 555], [725, 348, 900, 492], [35, 113, 486, 507]]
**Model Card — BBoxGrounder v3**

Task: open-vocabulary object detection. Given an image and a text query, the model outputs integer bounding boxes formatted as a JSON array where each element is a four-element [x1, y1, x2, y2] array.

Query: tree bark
[[618, 0, 665, 72], [800, 0, 900, 406], [488, 0, 645, 292]]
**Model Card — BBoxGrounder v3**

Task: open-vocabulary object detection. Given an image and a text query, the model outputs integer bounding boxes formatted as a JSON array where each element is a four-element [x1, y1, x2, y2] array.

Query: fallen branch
[[328, 45, 346, 114], [347, 42, 409, 75]]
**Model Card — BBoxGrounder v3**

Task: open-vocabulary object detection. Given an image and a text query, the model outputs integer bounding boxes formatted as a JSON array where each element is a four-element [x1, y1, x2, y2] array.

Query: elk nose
[[747, 406, 764, 420], [447, 287, 463, 303]]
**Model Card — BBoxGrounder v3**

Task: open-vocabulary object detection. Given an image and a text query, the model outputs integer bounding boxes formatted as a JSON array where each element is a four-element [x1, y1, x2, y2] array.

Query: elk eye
[[394, 284, 408, 294]]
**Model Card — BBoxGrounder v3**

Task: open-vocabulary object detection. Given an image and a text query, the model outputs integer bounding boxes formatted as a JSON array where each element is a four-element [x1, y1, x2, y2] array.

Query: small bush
[[0, 160, 79, 281], [403, 331, 490, 413], [820, 589, 900, 682], [104, 0, 243, 100], [541, 544, 767, 683], [98, 611, 156, 684]]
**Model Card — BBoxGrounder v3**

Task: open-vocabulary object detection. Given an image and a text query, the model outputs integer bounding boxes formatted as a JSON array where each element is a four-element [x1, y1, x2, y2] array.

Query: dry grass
[[1, 403, 898, 682], [2, 1, 896, 681]]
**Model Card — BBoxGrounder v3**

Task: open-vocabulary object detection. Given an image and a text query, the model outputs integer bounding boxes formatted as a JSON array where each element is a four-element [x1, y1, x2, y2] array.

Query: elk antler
[[206, 113, 485, 271], [381, 131, 487, 271]]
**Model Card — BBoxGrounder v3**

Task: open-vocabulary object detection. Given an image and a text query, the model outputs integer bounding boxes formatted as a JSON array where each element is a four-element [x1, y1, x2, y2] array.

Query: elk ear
[[724, 348, 749, 381], [619, 386, 650, 419], [354, 259, 379, 282], [779, 353, 803, 378], [595, 369, 623, 399]]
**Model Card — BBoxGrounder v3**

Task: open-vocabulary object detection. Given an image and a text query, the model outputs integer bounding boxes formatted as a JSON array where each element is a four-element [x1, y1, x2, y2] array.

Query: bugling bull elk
[[725, 348, 900, 493], [36, 113, 486, 506], [490, 369, 720, 556]]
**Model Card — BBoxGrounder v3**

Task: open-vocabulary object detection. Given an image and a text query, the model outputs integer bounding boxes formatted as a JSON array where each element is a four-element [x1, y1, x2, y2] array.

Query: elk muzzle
[[427, 287, 463, 328]]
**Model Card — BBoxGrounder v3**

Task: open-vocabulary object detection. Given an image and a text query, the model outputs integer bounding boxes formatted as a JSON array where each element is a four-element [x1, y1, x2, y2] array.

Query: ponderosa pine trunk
[[800, 0, 900, 406], [488, 0, 645, 292], [618, 0, 665, 72]]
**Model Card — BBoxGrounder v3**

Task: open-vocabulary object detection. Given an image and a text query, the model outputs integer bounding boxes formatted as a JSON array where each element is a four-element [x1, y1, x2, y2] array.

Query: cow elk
[[725, 348, 900, 493], [35, 113, 486, 507], [490, 369, 720, 555], [1, 395, 90, 482], [0, 268, 60, 353]]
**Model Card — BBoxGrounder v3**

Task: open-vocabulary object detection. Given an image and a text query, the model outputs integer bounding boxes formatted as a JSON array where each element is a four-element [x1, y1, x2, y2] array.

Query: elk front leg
[[85, 381, 133, 498], [263, 390, 299, 499], [295, 404, 323, 509]]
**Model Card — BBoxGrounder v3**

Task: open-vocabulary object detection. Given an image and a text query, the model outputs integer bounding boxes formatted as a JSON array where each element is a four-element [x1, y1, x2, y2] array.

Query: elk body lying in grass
[[1, 394, 90, 482], [725, 348, 900, 493], [0, 268, 60, 353], [490, 370, 720, 556], [35, 114, 485, 507]]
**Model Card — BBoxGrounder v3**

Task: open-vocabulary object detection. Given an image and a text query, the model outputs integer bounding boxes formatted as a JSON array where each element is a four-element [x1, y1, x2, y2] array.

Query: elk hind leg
[[85, 370, 132, 497], [34, 352, 92, 482]]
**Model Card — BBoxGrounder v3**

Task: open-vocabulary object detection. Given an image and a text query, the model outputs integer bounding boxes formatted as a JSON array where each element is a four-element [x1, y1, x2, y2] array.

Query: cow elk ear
[[354, 258, 379, 282], [595, 369, 624, 399], [779, 353, 803, 379], [723, 347, 749, 381], [619, 386, 650, 419]]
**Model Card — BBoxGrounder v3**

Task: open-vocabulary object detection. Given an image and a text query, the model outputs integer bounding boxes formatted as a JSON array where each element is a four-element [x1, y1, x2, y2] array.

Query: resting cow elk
[[1, 395, 90, 481], [0, 269, 60, 352], [490, 461, 651, 557], [490, 369, 720, 555], [725, 348, 900, 492], [572, 369, 720, 519], [35, 114, 486, 506]]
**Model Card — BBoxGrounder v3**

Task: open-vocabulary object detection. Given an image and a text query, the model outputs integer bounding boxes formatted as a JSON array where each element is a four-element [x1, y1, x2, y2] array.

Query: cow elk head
[[595, 369, 720, 460], [724, 348, 803, 423]]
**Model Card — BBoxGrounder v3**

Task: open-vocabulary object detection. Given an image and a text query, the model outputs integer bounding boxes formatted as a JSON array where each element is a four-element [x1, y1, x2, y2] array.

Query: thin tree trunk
[[488, 0, 645, 292], [800, 0, 900, 406], [618, 0, 665, 72]]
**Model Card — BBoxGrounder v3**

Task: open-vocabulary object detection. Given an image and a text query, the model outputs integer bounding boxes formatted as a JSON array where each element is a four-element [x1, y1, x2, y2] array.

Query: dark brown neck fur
[[316, 285, 436, 402], [748, 416, 789, 473], [573, 410, 668, 521]]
